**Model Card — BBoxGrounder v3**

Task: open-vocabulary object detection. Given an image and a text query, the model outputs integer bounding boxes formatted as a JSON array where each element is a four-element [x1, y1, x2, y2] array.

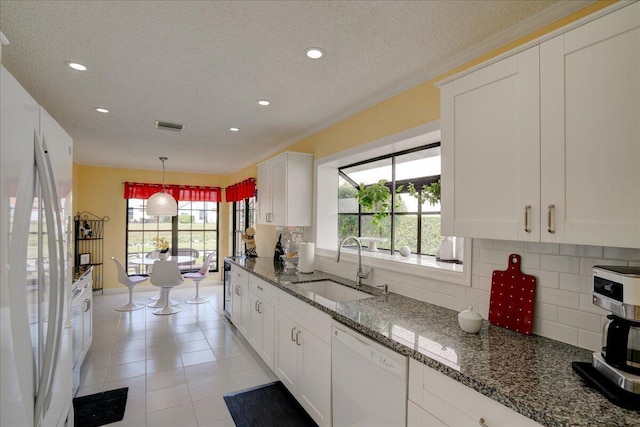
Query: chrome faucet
[[337, 236, 371, 286]]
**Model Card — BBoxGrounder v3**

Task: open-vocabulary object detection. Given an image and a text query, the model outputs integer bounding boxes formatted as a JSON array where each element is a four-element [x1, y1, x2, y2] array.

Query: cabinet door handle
[[258, 301, 262, 314], [524, 205, 531, 233], [291, 327, 297, 342], [266, 213, 272, 222], [547, 204, 556, 234], [84, 299, 91, 312], [295, 330, 301, 346], [254, 301, 259, 312], [478, 418, 488, 427]]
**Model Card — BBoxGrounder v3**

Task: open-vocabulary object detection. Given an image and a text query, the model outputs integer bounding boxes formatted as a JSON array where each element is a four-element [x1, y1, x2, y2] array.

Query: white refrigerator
[[1, 66, 74, 426]]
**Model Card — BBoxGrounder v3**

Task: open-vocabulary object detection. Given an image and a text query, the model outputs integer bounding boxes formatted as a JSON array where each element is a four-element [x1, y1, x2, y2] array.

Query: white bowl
[[458, 307, 483, 334]]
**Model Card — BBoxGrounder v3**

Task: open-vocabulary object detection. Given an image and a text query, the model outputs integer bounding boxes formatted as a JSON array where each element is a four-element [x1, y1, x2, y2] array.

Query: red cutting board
[[488, 254, 536, 335]]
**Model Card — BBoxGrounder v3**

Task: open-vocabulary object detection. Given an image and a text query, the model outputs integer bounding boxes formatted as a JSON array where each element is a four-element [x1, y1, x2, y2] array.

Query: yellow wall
[[74, 1, 615, 286], [74, 164, 227, 289]]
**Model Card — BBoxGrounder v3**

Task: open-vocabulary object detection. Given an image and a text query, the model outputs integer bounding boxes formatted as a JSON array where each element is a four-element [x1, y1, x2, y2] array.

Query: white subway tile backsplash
[[579, 276, 593, 295], [603, 247, 640, 261], [533, 319, 578, 345], [475, 248, 510, 265], [523, 242, 560, 255], [579, 258, 627, 276], [525, 269, 559, 289], [471, 261, 493, 278], [559, 244, 603, 258], [317, 239, 636, 353], [493, 240, 524, 251], [476, 276, 492, 291], [534, 302, 558, 322], [557, 308, 601, 332], [537, 287, 580, 310], [433, 293, 456, 311], [540, 254, 580, 274], [466, 288, 490, 305], [578, 330, 602, 353], [520, 253, 541, 270], [473, 239, 494, 249], [374, 267, 409, 284], [559, 273, 580, 293], [414, 288, 434, 304], [454, 299, 478, 314]]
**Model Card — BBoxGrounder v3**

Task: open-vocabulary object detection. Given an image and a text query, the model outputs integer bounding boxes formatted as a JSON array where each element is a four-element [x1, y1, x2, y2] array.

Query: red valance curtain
[[225, 178, 256, 202], [124, 182, 221, 202]]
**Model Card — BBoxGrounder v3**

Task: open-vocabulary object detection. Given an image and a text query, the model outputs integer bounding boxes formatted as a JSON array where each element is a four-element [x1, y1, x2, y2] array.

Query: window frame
[[125, 199, 219, 274], [314, 122, 471, 287], [338, 142, 441, 256], [232, 196, 256, 257]]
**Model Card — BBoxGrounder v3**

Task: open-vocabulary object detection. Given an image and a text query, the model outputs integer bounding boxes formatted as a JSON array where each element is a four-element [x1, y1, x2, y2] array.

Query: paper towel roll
[[298, 242, 315, 273]]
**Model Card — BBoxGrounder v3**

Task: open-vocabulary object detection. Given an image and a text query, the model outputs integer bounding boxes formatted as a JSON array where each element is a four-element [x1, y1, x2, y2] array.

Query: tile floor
[[77, 280, 277, 426]]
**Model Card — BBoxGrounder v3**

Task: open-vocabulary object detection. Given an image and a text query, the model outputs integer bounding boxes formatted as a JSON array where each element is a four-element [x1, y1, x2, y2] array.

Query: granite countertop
[[72, 265, 92, 283], [227, 257, 640, 427]]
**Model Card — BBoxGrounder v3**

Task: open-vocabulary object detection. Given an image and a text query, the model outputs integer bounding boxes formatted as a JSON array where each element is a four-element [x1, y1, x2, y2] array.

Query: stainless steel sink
[[295, 280, 374, 306]]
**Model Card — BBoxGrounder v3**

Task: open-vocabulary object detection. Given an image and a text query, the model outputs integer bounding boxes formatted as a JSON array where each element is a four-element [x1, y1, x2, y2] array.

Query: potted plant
[[355, 179, 393, 236], [153, 236, 170, 260], [403, 179, 441, 206]]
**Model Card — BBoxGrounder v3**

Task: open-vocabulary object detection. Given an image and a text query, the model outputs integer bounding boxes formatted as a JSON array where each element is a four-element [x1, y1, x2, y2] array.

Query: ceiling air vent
[[155, 121, 184, 132]]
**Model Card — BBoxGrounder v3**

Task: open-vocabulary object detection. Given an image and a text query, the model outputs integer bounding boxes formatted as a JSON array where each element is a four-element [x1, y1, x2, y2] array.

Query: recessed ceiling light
[[257, 100, 270, 106], [95, 107, 109, 113], [229, 127, 239, 132], [67, 62, 87, 71], [305, 48, 325, 59]]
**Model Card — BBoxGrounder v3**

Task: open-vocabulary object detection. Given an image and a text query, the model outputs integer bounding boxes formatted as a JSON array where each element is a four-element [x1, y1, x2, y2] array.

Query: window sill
[[315, 242, 472, 287]]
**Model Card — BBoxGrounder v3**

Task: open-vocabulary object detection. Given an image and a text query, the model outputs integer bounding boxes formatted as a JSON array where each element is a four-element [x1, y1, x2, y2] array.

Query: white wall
[[315, 240, 640, 352]]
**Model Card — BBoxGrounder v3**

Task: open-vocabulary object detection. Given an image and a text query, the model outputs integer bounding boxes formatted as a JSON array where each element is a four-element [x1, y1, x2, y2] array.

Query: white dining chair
[[111, 257, 147, 311], [183, 251, 215, 304], [149, 260, 184, 315]]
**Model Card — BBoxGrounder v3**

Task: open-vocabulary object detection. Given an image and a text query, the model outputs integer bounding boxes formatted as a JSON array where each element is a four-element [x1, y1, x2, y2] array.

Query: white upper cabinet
[[440, 46, 540, 241], [440, 3, 640, 248], [540, 2, 640, 247], [257, 152, 313, 226]]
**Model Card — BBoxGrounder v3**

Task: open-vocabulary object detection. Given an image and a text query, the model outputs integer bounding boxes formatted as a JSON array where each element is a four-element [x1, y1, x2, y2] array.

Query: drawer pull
[[524, 205, 531, 233], [257, 285, 263, 291], [478, 417, 488, 427], [291, 327, 297, 342], [547, 204, 556, 234]]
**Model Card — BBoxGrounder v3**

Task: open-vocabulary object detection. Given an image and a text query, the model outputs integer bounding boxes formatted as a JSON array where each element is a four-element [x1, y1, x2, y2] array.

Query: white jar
[[458, 306, 483, 334]]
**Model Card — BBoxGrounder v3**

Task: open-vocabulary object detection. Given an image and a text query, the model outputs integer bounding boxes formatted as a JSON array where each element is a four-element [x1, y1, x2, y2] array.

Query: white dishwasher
[[332, 323, 408, 427]]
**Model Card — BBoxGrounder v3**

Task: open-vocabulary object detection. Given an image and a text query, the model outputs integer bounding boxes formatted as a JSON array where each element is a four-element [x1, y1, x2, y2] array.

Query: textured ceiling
[[0, 1, 583, 175]]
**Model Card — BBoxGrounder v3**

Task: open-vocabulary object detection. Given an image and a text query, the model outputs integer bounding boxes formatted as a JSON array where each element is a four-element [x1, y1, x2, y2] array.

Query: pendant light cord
[[159, 156, 168, 191]]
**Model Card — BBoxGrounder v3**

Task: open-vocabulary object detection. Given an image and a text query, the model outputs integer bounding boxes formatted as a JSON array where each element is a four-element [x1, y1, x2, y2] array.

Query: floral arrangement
[[153, 236, 170, 253]]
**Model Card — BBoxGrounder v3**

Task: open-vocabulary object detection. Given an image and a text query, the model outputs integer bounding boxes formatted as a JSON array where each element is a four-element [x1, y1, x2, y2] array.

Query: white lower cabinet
[[275, 296, 332, 427], [232, 270, 332, 427], [248, 292, 275, 370], [408, 359, 541, 427], [229, 266, 249, 335]]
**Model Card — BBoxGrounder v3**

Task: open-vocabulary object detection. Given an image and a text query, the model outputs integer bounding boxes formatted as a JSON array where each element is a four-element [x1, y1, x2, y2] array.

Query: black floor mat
[[223, 381, 317, 427], [73, 387, 129, 427]]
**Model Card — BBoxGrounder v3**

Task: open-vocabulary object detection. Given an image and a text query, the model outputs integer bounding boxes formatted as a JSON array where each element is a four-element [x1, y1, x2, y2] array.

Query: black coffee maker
[[590, 266, 640, 396]]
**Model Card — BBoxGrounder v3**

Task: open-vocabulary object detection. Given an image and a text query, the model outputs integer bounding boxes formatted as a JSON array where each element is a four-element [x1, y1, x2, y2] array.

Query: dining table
[[129, 255, 195, 274]]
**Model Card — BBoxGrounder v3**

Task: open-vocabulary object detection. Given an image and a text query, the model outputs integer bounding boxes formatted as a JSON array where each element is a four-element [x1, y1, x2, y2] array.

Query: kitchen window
[[232, 196, 256, 257], [338, 144, 442, 256], [125, 199, 219, 274], [315, 123, 470, 286]]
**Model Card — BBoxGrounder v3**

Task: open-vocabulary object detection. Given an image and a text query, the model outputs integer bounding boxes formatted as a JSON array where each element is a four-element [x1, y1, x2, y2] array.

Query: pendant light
[[147, 156, 177, 216]]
